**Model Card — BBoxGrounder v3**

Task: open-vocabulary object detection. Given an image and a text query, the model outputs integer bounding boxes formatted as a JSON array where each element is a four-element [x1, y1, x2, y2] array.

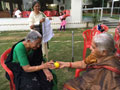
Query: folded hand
[[40, 18, 45, 23], [44, 69, 53, 82]]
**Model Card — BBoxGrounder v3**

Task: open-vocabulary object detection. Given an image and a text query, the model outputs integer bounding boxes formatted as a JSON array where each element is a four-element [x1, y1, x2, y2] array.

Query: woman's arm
[[14, 43, 54, 72], [22, 61, 53, 72], [59, 60, 86, 69], [28, 12, 34, 28]]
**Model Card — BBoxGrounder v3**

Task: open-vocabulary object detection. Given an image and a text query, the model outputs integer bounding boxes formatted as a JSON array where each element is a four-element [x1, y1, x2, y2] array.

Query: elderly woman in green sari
[[6, 30, 57, 90]]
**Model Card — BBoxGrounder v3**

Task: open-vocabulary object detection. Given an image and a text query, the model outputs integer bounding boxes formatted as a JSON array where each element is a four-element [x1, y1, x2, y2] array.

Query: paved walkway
[[0, 17, 117, 32], [108, 28, 115, 32], [102, 17, 119, 22], [0, 17, 94, 31]]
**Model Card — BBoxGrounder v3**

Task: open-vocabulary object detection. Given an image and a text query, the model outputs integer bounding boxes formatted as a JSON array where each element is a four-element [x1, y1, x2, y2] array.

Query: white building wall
[[70, 0, 82, 22]]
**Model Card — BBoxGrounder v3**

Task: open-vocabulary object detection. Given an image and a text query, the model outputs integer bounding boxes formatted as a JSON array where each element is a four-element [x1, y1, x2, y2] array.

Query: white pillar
[[70, 0, 82, 22], [111, 0, 114, 17]]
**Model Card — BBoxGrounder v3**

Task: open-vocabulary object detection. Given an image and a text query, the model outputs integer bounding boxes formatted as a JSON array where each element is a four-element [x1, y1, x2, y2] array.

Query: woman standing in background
[[28, 1, 51, 60]]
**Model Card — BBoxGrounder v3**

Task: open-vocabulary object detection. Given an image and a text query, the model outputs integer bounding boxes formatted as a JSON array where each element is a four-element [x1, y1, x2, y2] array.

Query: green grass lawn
[[0, 28, 114, 90]]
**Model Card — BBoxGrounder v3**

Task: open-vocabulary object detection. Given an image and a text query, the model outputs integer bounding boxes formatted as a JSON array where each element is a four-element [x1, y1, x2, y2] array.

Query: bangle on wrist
[[69, 62, 72, 68]]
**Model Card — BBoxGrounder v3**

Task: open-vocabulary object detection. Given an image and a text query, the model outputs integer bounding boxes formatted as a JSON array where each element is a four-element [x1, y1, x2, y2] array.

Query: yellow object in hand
[[54, 62, 60, 68]]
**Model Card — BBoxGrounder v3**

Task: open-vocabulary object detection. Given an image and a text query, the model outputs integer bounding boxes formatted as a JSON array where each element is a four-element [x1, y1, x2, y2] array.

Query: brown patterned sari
[[63, 55, 120, 90]]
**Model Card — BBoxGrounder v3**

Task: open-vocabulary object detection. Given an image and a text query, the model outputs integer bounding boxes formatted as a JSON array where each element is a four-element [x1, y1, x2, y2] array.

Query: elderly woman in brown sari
[[58, 33, 120, 90]]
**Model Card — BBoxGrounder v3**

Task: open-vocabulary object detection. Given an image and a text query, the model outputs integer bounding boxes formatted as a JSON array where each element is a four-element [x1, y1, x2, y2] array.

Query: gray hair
[[25, 30, 42, 42], [93, 33, 116, 55], [32, 1, 40, 9]]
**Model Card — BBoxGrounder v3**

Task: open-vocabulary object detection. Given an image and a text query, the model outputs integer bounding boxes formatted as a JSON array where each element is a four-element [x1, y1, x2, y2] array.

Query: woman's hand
[[30, 25, 34, 29], [40, 18, 45, 23], [43, 69, 53, 82], [49, 17, 52, 20], [43, 60, 54, 69], [58, 61, 70, 69]]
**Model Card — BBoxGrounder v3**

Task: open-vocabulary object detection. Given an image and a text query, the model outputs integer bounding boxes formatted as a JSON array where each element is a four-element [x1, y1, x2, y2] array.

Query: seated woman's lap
[[19, 70, 53, 90]]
